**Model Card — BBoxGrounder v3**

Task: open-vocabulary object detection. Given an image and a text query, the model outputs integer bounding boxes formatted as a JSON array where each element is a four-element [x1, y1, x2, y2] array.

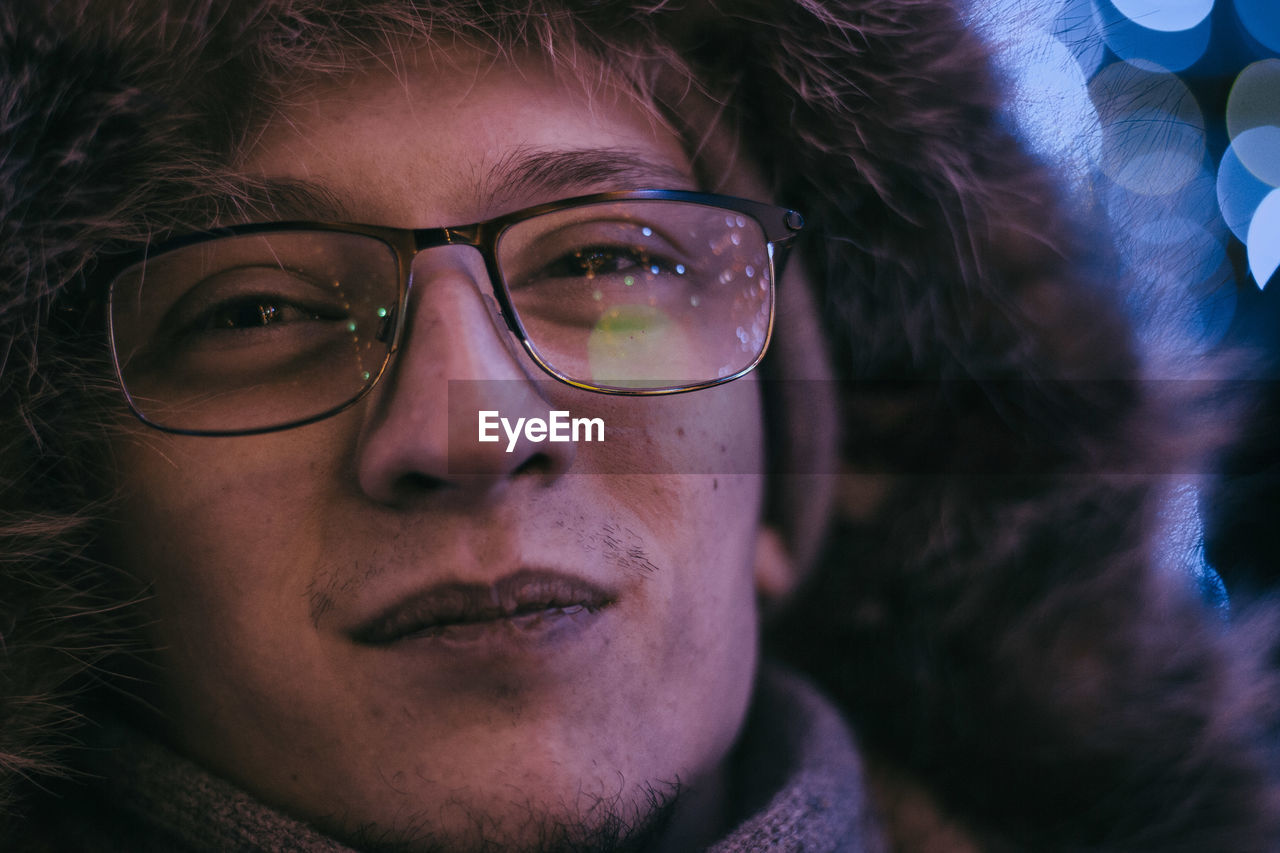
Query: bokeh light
[[1226, 59, 1280, 137], [1224, 60, 1280, 189], [1096, 0, 1212, 70], [1217, 136, 1276, 241], [1232, 125, 1280, 186], [1247, 189, 1280, 287], [974, 0, 1280, 327], [1090, 61, 1206, 196], [1054, 0, 1108, 76], [1003, 31, 1102, 171], [1113, 0, 1214, 32], [1234, 0, 1280, 53]]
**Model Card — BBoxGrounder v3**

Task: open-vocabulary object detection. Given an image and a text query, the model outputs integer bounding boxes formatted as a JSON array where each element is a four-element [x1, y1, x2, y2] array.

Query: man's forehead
[[229, 44, 698, 226]]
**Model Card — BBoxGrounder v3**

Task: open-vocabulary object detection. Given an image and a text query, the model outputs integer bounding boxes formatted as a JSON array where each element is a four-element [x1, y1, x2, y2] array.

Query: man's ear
[[754, 525, 803, 604]]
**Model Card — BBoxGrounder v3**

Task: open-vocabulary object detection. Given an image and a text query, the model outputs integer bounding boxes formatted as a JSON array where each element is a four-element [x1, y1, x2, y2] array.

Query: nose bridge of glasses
[[398, 222, 511, 325], [393, 240, 525, 383]]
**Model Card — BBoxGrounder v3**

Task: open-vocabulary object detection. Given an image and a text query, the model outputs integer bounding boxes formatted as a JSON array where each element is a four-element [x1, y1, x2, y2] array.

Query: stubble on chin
[[335, 777, 685, 853]]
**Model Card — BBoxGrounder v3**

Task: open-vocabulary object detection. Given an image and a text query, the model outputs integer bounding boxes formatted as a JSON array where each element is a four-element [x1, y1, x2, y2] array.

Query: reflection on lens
[[587, 305, 692, 386]]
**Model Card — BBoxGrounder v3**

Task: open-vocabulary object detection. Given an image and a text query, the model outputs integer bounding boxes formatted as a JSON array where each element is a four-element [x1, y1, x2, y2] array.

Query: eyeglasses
[[105, 189, 805, 436]]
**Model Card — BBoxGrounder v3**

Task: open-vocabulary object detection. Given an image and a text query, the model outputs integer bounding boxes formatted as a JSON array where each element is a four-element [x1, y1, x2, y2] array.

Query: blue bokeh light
[[1002, 32, 1102, 173], [1247, 189, 1280, 288], [1055, 0, 1107, 76], [1090, 61, 1206, 196], [1113, 0, 1214, 32], [1217, 139, 1275, 241], [1234, 0, 1280, 53], [1232, 125, 1280, 186], [1095, 0, 1212, 70]]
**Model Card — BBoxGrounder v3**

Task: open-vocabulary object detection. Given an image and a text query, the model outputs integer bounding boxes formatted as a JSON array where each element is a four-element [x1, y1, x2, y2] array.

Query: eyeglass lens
[[109, 200, 774, 433], [499, 200, 772, 390]]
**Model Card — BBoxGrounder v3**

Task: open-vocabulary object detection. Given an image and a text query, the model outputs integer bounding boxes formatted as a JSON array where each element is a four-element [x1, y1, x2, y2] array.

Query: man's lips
[[348, 569, 618, 646]]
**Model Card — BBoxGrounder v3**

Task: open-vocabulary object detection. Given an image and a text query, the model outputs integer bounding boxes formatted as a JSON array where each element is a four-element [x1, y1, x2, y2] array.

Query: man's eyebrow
[[233, 148, 695, 224], [480, 147, 697, 205], [234, 177, 354, 223]]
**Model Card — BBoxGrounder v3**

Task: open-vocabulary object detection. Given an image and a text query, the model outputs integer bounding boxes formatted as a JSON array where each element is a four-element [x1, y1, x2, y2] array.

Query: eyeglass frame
[[102, 188, 806, 437]]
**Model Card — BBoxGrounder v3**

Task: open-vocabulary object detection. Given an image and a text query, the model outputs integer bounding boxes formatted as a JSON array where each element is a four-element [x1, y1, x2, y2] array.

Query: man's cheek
[[576, 380, 762, 476]]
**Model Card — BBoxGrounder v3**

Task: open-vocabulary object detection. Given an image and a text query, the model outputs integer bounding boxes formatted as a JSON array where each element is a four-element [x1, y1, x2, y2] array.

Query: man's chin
[[334, 778, 685, 853]]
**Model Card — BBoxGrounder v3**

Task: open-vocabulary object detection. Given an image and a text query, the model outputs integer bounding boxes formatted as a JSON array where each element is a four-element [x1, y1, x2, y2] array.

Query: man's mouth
[[349, 569, 618, 646]]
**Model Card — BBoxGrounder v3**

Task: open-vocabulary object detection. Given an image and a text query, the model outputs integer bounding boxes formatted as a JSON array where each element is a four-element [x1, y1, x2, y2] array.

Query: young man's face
[[105, 46, 777, 850]]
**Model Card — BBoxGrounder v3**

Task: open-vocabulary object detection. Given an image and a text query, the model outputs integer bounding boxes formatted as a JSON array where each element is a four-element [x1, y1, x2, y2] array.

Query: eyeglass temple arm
[[768, 208, 806, 276]]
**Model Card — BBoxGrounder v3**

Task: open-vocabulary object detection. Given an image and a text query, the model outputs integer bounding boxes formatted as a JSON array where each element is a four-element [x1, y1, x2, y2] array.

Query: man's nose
[[354, 246, 576, 504]]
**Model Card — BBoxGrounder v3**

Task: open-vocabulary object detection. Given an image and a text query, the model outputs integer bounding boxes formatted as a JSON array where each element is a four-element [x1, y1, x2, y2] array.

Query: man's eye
[[196, 297, 328, 331], [539, 245, 657, 279]]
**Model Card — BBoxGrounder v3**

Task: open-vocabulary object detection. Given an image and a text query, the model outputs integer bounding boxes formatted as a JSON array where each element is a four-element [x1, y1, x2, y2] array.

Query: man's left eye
[[540, 245, 653, 279]]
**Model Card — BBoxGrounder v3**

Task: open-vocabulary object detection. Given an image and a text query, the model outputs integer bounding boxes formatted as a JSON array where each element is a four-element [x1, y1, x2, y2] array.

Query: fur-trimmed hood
[[2, 1, 1278, 850]]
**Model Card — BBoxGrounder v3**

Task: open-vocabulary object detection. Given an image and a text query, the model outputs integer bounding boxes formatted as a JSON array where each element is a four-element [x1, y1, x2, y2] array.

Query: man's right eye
[[194, 296, 329, 331], [159, 264, 351, 343]]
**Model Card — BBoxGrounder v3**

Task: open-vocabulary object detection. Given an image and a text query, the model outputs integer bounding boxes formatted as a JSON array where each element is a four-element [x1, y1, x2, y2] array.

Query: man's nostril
[[512, 452, 555, 478], [394, 471, 450, 494]]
